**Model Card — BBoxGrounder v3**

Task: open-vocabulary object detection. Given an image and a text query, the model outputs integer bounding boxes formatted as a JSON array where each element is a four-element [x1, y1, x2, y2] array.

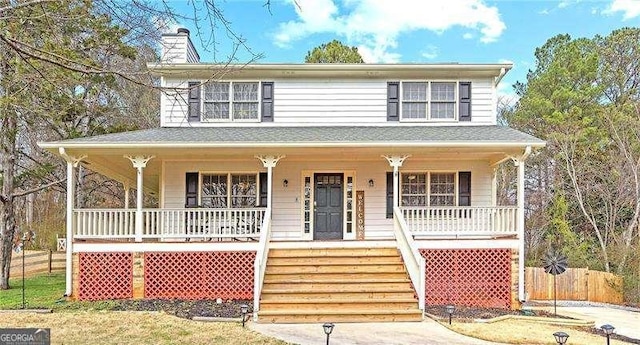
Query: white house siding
[[160, 77, 496, 127], [272, 80, 388, 124], [160, 79, 189, 127], [161, 158, 493, 241]]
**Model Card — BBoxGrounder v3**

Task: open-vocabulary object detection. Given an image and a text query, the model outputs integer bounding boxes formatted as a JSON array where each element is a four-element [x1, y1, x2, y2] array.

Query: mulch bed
[[108, 299, 252, 319], [425, 305, 572, 321]]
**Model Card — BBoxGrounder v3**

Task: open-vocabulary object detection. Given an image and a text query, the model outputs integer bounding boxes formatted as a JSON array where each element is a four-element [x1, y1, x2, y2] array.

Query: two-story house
[[39, 28, 544, 323]]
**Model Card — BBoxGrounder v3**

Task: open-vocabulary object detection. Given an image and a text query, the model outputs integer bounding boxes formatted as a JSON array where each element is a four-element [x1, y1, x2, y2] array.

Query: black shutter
[[261, 82, 274, 122], [259, 172, 268, 207], [386, 172, 394, 218], [188, 82, 201, 122], [185, 172, 198, 208], [459, 82, 471, 121], [458, 171, 471, 206], [387, 82, 400, 121]]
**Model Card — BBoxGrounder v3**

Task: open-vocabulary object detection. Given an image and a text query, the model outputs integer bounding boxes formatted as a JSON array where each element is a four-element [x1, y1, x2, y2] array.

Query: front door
[[313, 173, 343, 240]]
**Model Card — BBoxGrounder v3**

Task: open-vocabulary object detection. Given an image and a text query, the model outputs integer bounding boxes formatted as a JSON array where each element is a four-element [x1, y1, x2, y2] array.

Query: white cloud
[[498, 58, 514, 64], [358, 45, 401, 63], [604, 0, 640, 19], [420, 45, 439, 60], [538, 8, 550, 15], [462, 32, 474, 39], [274, 0, 506, 62]]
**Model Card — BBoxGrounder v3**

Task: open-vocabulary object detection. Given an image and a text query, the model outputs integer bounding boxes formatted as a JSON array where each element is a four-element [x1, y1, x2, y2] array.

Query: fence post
[[48, 249, 53, 273]]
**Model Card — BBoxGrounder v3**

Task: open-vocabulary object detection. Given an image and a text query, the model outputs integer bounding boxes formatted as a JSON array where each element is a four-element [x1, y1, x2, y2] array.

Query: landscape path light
[[445, 304, 455, 325], [601, 324, 614, 345], [553, 331, 569, 345], [240, 304, 250, 327], [323, 322, 334, 345]]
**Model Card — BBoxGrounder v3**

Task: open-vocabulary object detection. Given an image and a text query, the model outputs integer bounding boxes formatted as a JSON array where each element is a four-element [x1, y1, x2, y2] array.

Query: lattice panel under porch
[[419, 249, 512, 309], [78, 252, 133, 300], [144, 251, 256, 299]]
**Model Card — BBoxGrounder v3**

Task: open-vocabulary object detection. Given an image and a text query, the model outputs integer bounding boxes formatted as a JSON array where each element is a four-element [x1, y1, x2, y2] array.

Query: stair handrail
[[393, 206, 426, 312], [253, 208, 272, 318]]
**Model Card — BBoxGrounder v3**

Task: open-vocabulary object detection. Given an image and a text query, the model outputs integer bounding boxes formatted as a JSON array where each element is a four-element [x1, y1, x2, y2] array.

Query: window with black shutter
[[387, 82, 399, 121], [187, 82, 201, 122], [185, 172, 198, 207], [259, 172, 268, 206], [261, 82, 274, 122], [459, 82, 472, 121]]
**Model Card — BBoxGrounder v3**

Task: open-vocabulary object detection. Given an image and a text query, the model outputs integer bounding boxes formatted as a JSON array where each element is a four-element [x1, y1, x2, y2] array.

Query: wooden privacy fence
[[526, 267, 623, 304], [10, 250, 65, 278]]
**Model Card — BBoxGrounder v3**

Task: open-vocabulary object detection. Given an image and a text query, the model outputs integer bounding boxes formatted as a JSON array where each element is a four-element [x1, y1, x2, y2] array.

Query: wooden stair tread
[[260, 298, 417, 304], [258, 309, 422, 316], [262, 287, 415, 294], [263, 278, 409, 283], [269, 257, 402, 266]]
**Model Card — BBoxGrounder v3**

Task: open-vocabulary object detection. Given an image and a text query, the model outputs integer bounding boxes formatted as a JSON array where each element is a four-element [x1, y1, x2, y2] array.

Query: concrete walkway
[[549, 305, 640, 341], [249, 318, 501, 345]]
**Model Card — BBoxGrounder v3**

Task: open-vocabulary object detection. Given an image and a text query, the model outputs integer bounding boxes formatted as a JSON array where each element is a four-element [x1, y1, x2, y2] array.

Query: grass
[[0, 272, 65, 309], [0, 311, 291, 345], [446, 319, 628, 345]]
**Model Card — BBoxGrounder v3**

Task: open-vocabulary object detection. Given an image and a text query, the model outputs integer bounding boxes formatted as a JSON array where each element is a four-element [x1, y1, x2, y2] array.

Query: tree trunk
[[0, 113, 18, 289]]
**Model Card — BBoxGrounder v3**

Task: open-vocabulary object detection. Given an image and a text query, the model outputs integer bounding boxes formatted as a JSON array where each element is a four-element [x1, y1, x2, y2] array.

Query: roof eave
[[146, 63, 514, 79]]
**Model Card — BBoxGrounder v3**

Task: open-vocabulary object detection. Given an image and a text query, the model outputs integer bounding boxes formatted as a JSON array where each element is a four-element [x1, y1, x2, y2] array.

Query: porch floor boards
[[257, 246, 423, 323]]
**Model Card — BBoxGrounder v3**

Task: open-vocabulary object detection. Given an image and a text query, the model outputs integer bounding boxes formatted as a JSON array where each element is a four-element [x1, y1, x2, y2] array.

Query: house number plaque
[[356, 190, 365, 240]]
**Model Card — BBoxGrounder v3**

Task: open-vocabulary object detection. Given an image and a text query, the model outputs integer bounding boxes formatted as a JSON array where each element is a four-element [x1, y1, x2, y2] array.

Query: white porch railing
[[253, 208, 272, 318], [393, 207, 426, 313], [73, 208, 265, 240], [74, 209, 136, 239], [401, 206, 517, 237]]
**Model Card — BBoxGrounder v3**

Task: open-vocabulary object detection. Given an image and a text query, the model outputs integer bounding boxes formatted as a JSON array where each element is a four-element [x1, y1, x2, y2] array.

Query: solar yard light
[[445, 304, 455, 325], [322, 323, 334, 345], [601, 324, 615, 345], [553, 331, 569, 345], [240, 304, 250, 327]]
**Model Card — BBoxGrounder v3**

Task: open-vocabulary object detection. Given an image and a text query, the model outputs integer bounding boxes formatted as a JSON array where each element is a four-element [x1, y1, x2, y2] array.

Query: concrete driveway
[[548, 304, 640, 341], [249, 318, 501, 345]]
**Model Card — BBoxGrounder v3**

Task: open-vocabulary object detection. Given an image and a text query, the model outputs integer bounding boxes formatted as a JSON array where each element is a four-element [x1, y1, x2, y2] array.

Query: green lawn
[[0, 272, 65, 309]]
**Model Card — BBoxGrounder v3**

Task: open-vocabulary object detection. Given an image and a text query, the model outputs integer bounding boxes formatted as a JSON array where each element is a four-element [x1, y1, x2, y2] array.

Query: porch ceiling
[[38, 125, 544, 191]]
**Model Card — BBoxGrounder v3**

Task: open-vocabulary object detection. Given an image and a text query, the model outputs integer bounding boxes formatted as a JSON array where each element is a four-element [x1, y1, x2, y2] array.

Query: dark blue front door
[[314, 173, 343, 240]]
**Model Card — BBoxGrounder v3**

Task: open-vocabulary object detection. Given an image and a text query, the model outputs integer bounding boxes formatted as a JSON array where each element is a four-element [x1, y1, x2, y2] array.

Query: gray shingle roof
[[41, 126, 544, 147]]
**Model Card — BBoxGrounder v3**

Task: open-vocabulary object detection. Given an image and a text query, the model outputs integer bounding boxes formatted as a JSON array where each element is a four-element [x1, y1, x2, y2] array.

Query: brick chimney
[[160, 28, 200, 63]]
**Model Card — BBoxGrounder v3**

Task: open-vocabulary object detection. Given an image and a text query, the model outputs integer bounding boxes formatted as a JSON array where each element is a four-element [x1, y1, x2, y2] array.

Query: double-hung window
[[201, 173, 258, 208], [400, 81, 457, 120], [400, 172, 456, 207], [202, 82, 259, 121]]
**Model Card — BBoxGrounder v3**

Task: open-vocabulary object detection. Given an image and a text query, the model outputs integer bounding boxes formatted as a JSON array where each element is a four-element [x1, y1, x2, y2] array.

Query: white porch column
[[513, 146, 531, 302], [491, 167, 498, 207], [59, 148, 85, 297], [125, 156, 154, 242], [255, 155, 285, 210], [123, 182, 130, 209], [383, 155, 410, 208]]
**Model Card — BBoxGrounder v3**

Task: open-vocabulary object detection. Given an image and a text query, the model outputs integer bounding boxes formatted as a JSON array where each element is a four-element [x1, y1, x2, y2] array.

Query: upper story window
[[187, 81, 273, 123], [203, 82, 260, 121], [401, 81, 457, 121], [387, 81, 470, 122]]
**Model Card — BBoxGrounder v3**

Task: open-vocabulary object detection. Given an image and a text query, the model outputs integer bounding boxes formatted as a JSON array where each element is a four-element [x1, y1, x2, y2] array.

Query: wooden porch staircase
[[257, 246, 423, 323]]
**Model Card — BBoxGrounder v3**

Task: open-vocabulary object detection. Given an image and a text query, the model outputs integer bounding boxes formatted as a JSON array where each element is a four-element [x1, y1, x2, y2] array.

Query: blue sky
[[171, 0, 640, 98]]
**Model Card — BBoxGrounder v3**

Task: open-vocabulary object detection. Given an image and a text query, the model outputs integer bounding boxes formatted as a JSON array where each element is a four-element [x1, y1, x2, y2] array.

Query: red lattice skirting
[[420, 249, 511, 309], [78, 252, 133, 300], [144, 251, 256, 299]]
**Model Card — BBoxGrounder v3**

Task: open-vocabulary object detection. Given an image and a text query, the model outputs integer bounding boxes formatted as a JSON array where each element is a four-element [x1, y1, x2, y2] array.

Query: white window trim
[[201, 81, 262, 123], [399, 80, 459, 122], [400, 171, 459, 207], [198, 171, 260, 208]]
